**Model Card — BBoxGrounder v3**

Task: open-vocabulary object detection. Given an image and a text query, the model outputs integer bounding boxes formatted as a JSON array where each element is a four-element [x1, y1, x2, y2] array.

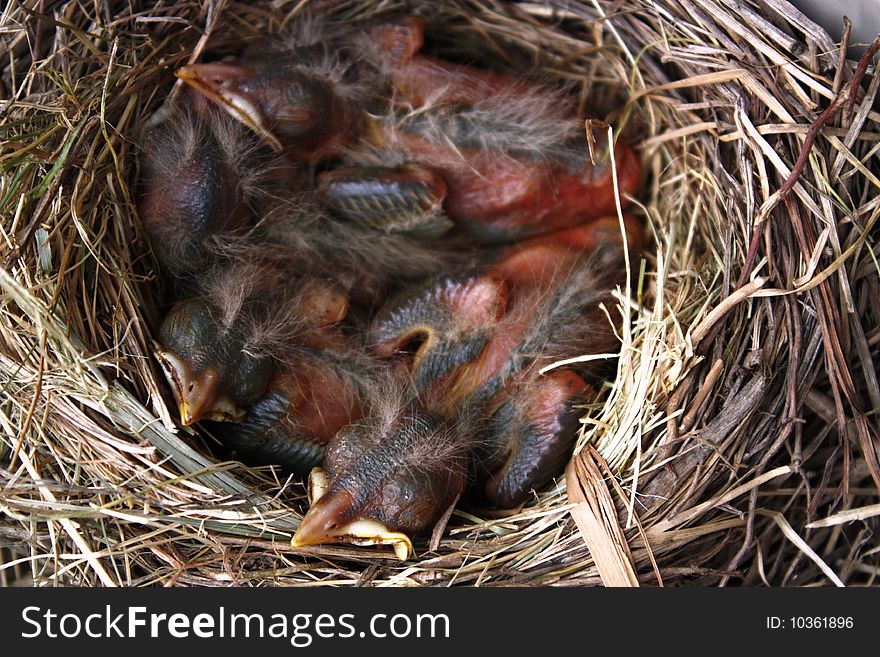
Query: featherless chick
[[137, 96, 303, 277], [152, 206, 462, 419], [292, 374, 475, 560], [174, 16, 384, 161], [319, 17, 642, 240], [319, 99, 642, 241], [291, 216, 644, 558], [155, 251, 351, 427], [171, 15, 462, 161]]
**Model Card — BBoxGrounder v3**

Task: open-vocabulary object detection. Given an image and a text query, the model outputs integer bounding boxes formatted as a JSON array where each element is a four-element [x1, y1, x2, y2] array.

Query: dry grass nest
[[1, 0, 879, 587]]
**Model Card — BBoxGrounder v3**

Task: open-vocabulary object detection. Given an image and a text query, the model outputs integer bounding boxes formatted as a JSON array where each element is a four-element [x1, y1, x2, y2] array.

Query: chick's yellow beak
[[154, 347, 245, 426], [175, 63, 284, 152], [290, 468, 414, 561]]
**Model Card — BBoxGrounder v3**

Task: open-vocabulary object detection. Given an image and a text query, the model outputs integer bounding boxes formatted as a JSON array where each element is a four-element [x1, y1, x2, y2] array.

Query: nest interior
[[1, 0, 878, 587]]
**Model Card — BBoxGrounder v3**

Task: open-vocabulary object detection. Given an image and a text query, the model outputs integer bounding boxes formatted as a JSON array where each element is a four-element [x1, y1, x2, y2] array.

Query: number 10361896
[[766, 616, 854, 630]]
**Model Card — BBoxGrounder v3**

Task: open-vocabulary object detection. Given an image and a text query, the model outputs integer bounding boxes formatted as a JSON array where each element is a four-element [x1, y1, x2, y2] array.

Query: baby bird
[[291, 216, 644, 558], [171, 15, 450, 162], [293, 378, 473, 560], [174, 18, 379, 161], [321, 104, 642, 241], [321, 16, 642, 240], [153, 193, 466, 429], [137, 99, 301, 276], [155, 252, 350, 427]]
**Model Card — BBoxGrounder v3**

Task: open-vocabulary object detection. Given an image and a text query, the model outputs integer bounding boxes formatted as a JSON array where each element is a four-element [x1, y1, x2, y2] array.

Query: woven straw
[[1, 0, 878, 587]]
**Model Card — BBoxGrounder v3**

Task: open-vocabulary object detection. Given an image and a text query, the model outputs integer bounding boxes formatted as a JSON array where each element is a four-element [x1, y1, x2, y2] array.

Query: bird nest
[[1, 0, 878, 587]]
